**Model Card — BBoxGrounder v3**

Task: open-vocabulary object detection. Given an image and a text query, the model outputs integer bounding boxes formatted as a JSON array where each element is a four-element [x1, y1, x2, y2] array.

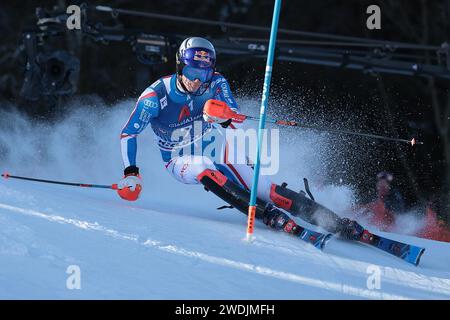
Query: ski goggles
[[179, 47, 215, 82], [181, 47, 216, 68], [182, 65, 214, 82]]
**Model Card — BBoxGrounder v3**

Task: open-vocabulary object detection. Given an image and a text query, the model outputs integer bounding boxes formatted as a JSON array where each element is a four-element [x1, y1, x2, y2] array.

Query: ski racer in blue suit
[[117, 37, 364, 240], [118, 37, 271, 201]]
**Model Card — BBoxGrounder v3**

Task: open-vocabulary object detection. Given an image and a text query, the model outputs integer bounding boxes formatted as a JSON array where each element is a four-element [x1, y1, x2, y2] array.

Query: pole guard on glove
[[117, 166, 142, 201], [203, 99, 246, 125]]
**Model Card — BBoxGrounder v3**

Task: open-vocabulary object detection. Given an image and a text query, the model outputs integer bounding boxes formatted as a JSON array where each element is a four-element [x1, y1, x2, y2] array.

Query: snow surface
[[0, 99, 449, 299]]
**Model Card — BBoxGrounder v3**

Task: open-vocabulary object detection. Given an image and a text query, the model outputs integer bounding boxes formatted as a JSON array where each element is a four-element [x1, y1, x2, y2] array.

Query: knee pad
[[269, 183, 318, 218]]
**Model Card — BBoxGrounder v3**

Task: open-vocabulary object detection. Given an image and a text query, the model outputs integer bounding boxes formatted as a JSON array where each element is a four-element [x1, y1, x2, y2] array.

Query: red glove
[[203, 99, 246, 125], [117, 166, 142, 201]]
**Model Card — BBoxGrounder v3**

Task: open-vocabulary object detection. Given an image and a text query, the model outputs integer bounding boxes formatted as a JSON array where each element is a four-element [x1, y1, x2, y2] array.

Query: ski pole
[[242, 115, 423, 146], [1, 173, 118, 190]]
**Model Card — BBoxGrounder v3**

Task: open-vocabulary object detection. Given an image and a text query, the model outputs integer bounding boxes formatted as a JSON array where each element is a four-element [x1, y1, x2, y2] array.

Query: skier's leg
[[216, 141, 332, 228], [165, 153, 300, 234], [219, 163, 340, 232], [165, 155, 216, 184], [217, 142, 362, 236], [216, 141, 339, 231], [269, 183, 364, 238], [197, 168, 303, 235], [212, 137, 362, 237], [268, 183, 340, 232]]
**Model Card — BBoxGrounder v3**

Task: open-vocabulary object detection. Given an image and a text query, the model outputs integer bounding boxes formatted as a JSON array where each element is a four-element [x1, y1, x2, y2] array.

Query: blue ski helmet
[[176, 37, 216, 83]]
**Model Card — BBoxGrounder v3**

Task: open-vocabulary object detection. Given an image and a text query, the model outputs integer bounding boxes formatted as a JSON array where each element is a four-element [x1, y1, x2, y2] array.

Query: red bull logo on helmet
[[194, 50, 211, 63]]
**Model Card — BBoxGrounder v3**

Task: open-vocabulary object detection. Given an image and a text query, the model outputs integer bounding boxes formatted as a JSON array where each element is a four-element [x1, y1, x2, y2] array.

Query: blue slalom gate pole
[[246, 0, 282, 241]]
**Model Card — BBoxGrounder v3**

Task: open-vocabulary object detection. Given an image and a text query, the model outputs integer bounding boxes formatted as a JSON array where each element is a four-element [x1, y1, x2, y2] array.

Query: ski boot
[[262, 203, 331, 249], [262, 203, 302, 235], [335, 217, 365, 240], [269, 182, 342, 232], [198, 168, 300, 235]]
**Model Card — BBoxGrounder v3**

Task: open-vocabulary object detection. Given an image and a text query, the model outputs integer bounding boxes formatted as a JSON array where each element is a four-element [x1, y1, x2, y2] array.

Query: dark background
[[1, 1, 449, 223]]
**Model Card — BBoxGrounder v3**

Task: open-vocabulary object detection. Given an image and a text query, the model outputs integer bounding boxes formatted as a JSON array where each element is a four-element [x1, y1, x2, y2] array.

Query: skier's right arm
[[118, 88, 160, 201]]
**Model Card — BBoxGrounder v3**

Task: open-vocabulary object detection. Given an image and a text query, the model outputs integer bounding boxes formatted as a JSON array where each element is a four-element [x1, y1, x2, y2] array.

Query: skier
[[117, 37, 363, 241]]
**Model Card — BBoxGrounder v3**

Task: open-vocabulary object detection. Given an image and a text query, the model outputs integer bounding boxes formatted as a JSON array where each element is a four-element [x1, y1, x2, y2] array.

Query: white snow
[[0, 99, 449, 299]]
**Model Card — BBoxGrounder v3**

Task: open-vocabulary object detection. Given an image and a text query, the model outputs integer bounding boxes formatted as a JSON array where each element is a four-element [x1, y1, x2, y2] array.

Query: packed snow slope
[[0, 99, 449, 299]]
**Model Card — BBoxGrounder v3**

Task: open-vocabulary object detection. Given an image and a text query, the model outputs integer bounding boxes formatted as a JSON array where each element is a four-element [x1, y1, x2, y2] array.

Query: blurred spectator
[[416, 201, 450, 242], [375, 171, 406, 214], [355, 172, 450, 242], [355, 171, 405, 231]]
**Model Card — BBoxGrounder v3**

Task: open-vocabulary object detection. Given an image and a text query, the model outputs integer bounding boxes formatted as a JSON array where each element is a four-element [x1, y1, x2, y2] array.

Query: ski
[[271, 183, 427, 265], [358, 229, 425, 266]]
